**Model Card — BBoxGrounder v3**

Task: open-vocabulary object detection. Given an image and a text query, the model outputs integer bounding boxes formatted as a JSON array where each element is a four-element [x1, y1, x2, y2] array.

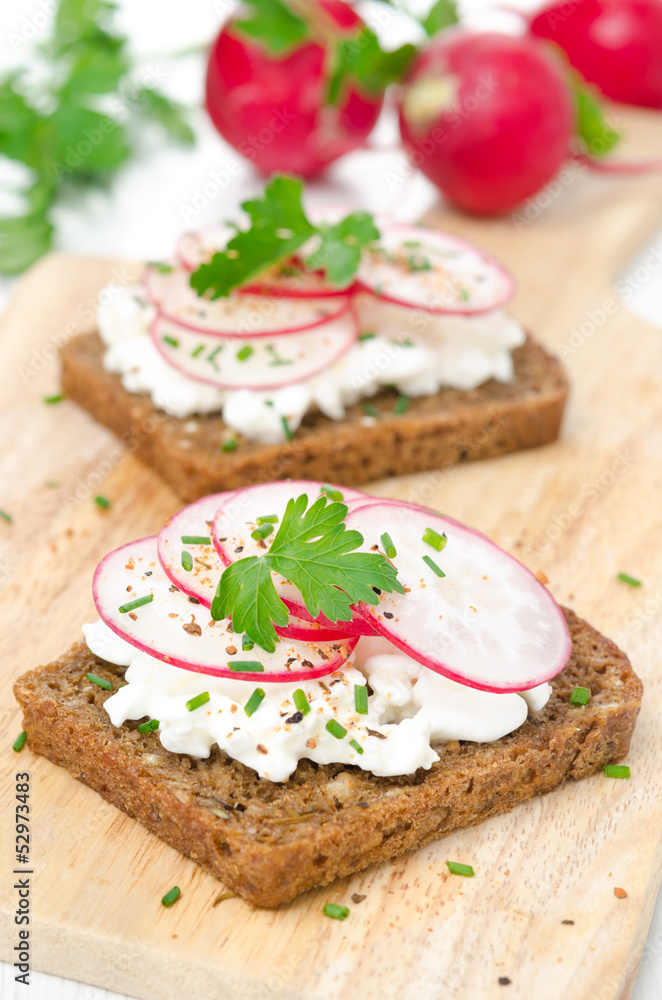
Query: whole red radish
[[397, 31, 575, 215], [530, 0, 662, 109], [205, 0, 383, 177]]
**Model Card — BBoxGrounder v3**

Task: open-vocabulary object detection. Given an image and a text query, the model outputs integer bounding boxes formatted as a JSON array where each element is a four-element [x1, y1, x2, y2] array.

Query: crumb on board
[[614, 887, 628, 899]]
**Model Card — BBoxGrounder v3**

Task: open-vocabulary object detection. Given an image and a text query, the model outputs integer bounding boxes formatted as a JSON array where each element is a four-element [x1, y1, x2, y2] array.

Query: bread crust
[[60, 331, 568, 501], [14, 609, 641, 907]]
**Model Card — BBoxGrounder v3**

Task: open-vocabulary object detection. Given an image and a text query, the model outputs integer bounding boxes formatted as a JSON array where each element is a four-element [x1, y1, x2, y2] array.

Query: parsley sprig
[[190, 175, 380, 298], [0, 0, 195, 274], [211, 493, 404, 652]]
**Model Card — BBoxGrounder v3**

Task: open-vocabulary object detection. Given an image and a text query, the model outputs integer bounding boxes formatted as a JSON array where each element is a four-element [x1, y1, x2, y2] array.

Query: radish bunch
[[141, 218, 515, 395], [92, 481, 571, 692]]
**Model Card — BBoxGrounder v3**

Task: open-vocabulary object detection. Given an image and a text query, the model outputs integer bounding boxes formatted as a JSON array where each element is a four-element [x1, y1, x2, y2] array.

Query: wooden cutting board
[[2, 108, 662, 1000]]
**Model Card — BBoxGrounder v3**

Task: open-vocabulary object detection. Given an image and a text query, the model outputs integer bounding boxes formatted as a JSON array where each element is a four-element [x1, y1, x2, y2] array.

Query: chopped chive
[[604, 764, 631, 779], [380, 532, 396, 559], [459, 287, 470, 301], [354, 685, 369, 715], [181, 550, 193, 572], [617, 573, 641, 587], [94, 495, 111, 509], [358, 331, 376, 341], [241, 634, 255, 651], [266, 344, 293, 367], [402, 240, 422, 248], [208, 344, 224, 369], [362, 402, 379, 417], [186, 691, 210, 712], [281, 415, 294, 442], [323, 902, 349, 920], [422, 527, 447, 552], [293, 688, 310, 715], [244, 688, 266, 717], [256, 515, 279, 525], [251, 524, 273, 541], [13, 731, 27, 753], [191, 344, 205, 358], [236, 345, 253, 362], [161, 886, 181, 907], [86, 672, 113, 691], [44, 392, 65, 404], [447, 861, 474, 877], [181, 535, 211, 545], [349, 739, 364, 755], [222, 438, 238, 453], [423, 554, 446, 578], [229, 660, 264, 672], [321, 485, 343, 502], [163, 334, 179, 349], [407, 253, 432, 272], [0, 508, 13, 522], [119, 594, 154, 614], [570, 686, 590, 706], [149, 261, 174, 274], [137, 718, 160, 734], [393, 394, 409, 415], [326, 719, 347, 739]]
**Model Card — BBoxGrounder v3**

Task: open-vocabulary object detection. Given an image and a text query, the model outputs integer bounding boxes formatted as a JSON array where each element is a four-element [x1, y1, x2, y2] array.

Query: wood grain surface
[[1, 108, 662, 1000]]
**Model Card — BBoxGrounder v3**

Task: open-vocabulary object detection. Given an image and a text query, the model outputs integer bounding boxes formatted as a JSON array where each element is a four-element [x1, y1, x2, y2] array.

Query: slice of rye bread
[[14, 609, 641, 908], [60, 331, 568, 502]]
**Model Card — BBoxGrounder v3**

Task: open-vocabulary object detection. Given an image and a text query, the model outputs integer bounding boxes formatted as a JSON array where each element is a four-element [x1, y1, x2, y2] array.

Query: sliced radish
[[239, 259, 352, 299], [157, 493, 231, 607], [275, 614, 356, 642], [93, 536, 356, 682], [176, 224, 237, 270], [151, 308, 358, 391], [212, 480, 376, 634], [356, 222, 515, 315], [144, 264, 348, 336], [345, 502, 571, 693]]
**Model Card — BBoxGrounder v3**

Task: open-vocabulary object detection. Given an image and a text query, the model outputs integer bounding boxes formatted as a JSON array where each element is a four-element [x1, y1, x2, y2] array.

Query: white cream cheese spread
[[84, 619, 551, 783], [98, 284, 525, 443]]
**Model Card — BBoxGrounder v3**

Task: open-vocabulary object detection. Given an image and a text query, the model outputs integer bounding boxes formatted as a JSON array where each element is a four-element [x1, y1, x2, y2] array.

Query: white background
[[1, 1, 661, 997]]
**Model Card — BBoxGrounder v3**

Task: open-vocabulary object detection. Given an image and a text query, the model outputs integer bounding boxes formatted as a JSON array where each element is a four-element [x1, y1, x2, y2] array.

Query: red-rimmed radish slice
[[212, 480, 376, 634], [151, 309, 358, 391], [239, 260, 352, 299], [144, 264, 349, 336], [176, 224, 237, 270], [345, 502, 572, 693], [356, 222, 515, 315], [275, 614, 356, 642], [93, 536, 356, 682], [157, 493, 232, 607]]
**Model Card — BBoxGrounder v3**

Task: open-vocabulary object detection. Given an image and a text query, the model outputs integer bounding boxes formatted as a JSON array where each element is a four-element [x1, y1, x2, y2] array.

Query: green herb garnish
[[380, 532, 396, 560], [423, 555, 445, 578], [181, 550, 193, 572], [44, 392, 65, 404], [222, 438, 238, 453], [229, 661, 265, 673], [446, 861, 474, 877], [137, 719, 160, 734], [293, 688, 310, 715], [422, 527, 447, 552], [320, 485, 343, 502], [236, 344, 253, 362], [354, 685, 369, 715], [251, 524, 274, 541], [191, 344, 205, 358], [241, 634, 255, 651], [190, 175, 380, 298], [163, 335, 179, 349], [211, 493, 403, 653], [244, 688, 266, 717], [181, 535, 211, 545], [186, 692, 210, 712], [0, 508, 13, 523], [570, 686, 590, 706], [393, 394, 409, 415], [572, 74, 621, 158], [349, 739, 364, 755], [13, 731, 27, 753], [326, 719, 348, 739], [94, 495, 111, 510], [323, 902, 350, 920], [407, 253, 432, 272], [281, 415, 294, 442], [604, 764, 631, 779], [362, 402, 379, 418], [119, 594, 153, 614], [617, 573, 641, 587], [256, 515, 279, 525], [422, 0, 459, 37], [161, 886, 181, 907], [358, 331, 376, 341], [86, 672, 113, 691]]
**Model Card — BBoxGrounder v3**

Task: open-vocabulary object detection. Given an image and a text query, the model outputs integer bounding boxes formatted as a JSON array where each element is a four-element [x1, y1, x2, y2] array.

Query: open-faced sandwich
[[14, 481, 641, 907], [60, 176, 568, 501]]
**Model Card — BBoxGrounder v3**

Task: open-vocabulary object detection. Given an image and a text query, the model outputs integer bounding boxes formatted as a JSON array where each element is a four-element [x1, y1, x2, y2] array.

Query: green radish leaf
[[422, 0, 459, 37], [0, 213, 54, 274], [135, 87, 196, 145], [572, 76, 621, 158], [233, 0, 311, 55]]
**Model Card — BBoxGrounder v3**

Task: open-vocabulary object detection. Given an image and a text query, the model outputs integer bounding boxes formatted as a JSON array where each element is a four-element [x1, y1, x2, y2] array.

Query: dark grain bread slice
[[60, 331, 568, 502], [13, 609, 641, 907]]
